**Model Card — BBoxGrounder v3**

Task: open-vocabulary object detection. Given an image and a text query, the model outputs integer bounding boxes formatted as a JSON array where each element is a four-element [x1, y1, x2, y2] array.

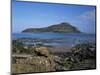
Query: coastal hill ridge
[[22, 22, 81, 33]]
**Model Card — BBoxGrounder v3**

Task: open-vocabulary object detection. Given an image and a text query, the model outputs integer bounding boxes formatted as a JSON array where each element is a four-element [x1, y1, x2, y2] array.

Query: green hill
[[22, 22, 81, 33]]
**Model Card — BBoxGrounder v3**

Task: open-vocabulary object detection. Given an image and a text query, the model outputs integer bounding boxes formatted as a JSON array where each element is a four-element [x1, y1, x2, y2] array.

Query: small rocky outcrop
[[71, 43, 96, 60], [12, 44, 56, 74], [63, 43, 96, 70]]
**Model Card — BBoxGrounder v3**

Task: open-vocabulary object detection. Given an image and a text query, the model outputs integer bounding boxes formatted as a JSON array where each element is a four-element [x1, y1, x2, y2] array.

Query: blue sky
[[12, 0, 96, 33]]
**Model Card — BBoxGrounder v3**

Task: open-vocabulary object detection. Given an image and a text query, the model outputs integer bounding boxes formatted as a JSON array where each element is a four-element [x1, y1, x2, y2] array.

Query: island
[[22, 22, 81, 33]]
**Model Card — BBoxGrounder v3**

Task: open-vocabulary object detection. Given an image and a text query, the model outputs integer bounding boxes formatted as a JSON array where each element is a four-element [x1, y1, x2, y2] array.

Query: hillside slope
[[22, 22, 81, 33]]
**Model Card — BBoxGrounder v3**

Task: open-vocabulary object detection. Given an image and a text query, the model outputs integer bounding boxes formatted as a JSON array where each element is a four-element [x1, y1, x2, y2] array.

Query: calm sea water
[[12, 33, 96, 47]]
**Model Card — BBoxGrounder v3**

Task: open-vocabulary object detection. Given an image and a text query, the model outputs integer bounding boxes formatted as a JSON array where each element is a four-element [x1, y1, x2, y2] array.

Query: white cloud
[[74, 10, 96, 33], [78, 10, 95, 22]]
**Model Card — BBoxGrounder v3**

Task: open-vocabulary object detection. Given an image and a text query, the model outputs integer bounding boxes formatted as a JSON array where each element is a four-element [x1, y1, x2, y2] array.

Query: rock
[[71, 43, 96, 59], [12, 39, 96, 73], [12, 56, 56, 73], [35, 46, 50, 57], [54, 56, 63, 64]]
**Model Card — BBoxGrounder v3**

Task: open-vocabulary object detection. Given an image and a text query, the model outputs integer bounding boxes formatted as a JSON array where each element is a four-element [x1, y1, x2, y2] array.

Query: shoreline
[[12, 38, 96, 73]]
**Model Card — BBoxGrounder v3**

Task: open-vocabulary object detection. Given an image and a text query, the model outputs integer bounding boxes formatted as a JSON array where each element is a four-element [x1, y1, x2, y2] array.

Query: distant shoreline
[[12, 32, 96, 35]]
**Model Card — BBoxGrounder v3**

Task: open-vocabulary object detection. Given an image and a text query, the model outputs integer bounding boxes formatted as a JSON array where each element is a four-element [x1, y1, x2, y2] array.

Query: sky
[[12, 0, 96, 33]]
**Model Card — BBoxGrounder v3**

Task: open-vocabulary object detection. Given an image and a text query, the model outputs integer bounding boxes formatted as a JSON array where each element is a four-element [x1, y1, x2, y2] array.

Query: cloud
[[78, 10, 95, 23], [74, 10, 96, 33]]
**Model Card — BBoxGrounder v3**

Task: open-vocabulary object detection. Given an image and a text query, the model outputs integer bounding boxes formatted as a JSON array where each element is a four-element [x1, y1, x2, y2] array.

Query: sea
[[12, 33, 96, 47]]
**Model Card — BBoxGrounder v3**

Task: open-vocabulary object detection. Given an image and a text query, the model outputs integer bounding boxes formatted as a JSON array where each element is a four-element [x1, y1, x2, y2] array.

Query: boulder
[[35, 46, 50, 57]]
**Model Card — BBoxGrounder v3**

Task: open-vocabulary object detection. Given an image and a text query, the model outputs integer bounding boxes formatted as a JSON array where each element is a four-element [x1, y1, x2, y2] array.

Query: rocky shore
[[12, 38, 96, 74]]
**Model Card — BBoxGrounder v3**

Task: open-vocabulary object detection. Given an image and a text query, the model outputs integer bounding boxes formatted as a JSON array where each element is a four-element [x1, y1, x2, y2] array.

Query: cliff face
[[22, 22, 81, 33]]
